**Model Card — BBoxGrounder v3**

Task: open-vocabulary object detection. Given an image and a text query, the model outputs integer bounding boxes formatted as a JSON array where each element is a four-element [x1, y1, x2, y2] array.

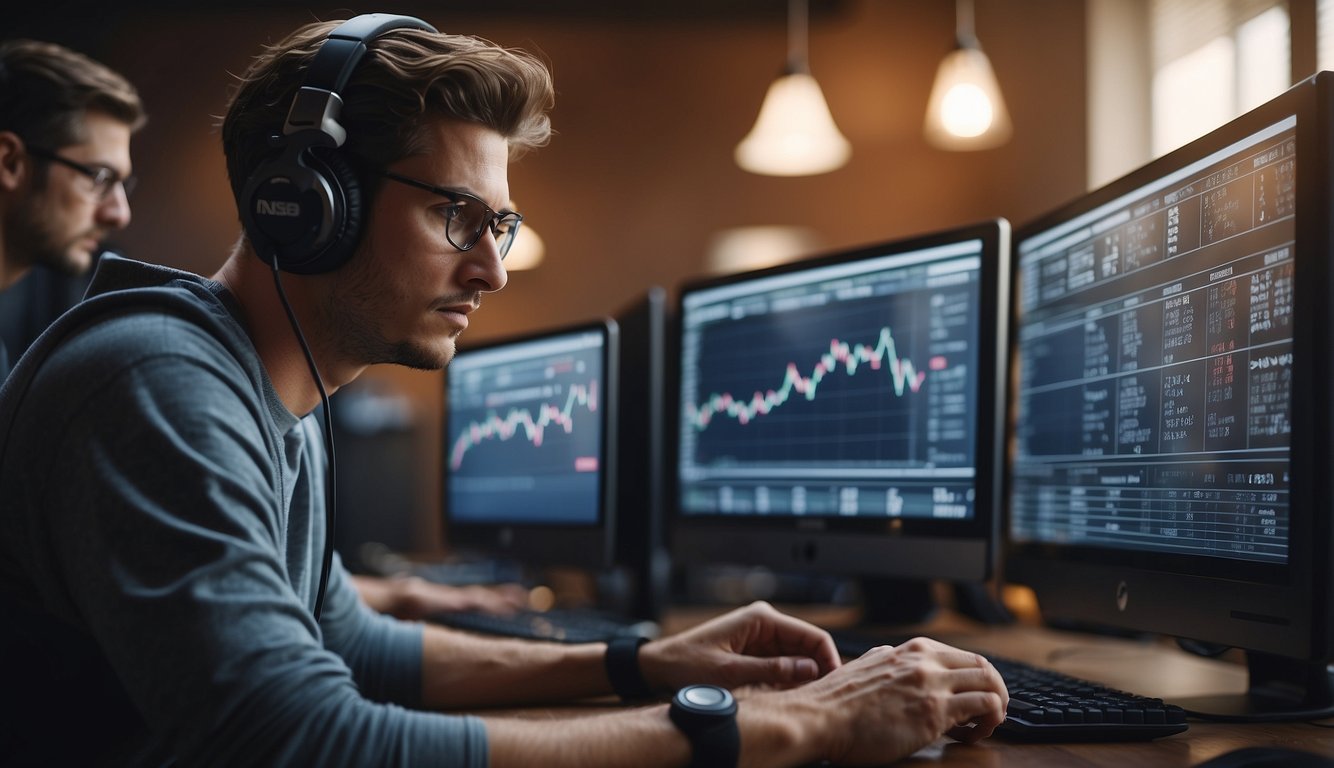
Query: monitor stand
[[858, 578, 1013, 626], [1173, 651, 1334, 722], [824, 579, 943, 657], [858, 578, 939, 627], [830, 578, 1013, 657], [596, 550, 671, 622]]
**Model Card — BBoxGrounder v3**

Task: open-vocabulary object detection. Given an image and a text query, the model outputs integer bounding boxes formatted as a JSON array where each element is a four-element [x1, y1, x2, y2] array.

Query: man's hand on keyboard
[[638, 607, 1010, 766], [756, 637, 1010, 765], [351, 574, 528, 621]]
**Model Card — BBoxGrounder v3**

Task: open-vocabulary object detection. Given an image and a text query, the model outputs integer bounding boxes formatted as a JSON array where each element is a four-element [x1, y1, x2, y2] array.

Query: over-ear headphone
[[240, 13, 437, 274]]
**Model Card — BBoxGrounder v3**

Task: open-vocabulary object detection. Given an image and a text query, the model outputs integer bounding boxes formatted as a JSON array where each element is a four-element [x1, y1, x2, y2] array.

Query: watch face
[[675, 685, 737, 715]]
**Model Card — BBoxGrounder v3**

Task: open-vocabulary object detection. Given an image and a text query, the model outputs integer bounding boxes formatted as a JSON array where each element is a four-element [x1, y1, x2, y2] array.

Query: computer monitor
[[671, 221, 1011, 608], [1006, 72, 1334, 719], [443, 319, 619, 569]]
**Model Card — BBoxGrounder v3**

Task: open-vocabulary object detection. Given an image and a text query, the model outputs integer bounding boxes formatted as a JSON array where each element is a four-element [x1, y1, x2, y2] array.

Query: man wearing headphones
[[0, 37, 526, 621], [0, 39, 142, 381], [0, 16, 1007, 767]]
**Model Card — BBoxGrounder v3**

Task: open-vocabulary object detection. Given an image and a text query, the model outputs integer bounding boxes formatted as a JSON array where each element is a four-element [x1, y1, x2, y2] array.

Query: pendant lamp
[[735, 0, 851, 176], [924, 0, 1011, 151]]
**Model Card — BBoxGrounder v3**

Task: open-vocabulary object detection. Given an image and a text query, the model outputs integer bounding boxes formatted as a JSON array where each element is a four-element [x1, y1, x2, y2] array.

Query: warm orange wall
[[14, 1, 1088, 551]]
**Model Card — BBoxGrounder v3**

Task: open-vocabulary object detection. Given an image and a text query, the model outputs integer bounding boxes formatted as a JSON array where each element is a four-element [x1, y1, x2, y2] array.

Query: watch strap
[[669, 691, 741, 768], [604, 635, 654, 701]]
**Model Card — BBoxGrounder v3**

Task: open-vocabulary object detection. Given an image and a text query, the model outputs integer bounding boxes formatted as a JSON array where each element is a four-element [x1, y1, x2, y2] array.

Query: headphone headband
[[284, 14, 438, 144]]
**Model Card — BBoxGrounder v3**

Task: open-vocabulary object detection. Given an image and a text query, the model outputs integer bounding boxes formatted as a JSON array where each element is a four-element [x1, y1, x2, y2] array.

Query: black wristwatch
[[668, 684, 740, 768]]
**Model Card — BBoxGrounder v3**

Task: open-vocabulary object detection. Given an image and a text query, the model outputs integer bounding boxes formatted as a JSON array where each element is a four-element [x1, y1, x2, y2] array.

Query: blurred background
[[7, 0, 1323, 561]]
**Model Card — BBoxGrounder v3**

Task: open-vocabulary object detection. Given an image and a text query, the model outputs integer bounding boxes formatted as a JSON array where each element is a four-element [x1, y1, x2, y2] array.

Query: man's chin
[[388, 340, 456, 371], [49, 244, 98, 276]]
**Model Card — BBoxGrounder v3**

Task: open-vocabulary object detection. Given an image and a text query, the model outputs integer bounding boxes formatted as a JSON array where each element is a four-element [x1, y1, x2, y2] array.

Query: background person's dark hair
[[221, 21, 554, 224], [0, 39, 146, 151]]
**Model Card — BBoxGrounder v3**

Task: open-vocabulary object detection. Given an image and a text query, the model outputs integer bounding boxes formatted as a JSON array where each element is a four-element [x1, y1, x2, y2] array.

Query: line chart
[[674, 247, 986, 522], [688, 326, 926, 431], [449, 380, 598, 470]]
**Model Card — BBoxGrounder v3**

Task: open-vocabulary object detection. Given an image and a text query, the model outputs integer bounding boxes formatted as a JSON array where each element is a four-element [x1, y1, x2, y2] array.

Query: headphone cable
[[268, 260, 338, 622]]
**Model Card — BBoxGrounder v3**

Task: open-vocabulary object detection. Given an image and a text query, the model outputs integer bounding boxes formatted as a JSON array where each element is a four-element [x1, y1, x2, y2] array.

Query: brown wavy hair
[[221, 19, 554, 208], [0, 39, 146, 148]]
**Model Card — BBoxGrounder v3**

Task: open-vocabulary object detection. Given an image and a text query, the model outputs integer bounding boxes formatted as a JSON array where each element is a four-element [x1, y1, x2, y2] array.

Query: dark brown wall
[[18, 0, 1087, 331], [11, 1, 1087, 551]]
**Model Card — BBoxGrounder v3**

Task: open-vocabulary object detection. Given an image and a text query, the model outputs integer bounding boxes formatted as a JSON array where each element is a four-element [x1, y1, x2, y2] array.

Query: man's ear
[[0, 131, 29, 192]]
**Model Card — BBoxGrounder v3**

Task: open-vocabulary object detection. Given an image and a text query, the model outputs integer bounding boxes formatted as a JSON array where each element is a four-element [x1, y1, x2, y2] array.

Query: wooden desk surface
[[500, 607, 1334, 766]]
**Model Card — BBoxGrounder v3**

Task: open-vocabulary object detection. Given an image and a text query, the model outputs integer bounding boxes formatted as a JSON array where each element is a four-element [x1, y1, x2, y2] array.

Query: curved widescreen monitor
[[443, 320, 619, 568], [671, 220, 1010, 583], [1007, 73, 1334, 717]]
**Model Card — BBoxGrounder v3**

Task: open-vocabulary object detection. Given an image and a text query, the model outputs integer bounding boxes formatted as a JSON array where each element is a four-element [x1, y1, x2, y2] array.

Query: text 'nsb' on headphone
[[240, 13, 437, 275]]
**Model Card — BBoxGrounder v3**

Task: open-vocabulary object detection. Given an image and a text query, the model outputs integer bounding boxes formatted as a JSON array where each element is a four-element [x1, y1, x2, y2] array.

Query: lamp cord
[[956, 0, 978, 48], [787, 0, 809, 73]]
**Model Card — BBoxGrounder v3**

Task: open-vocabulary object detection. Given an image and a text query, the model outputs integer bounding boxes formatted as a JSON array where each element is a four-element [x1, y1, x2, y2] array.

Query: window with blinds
[[1319, 0, 1334, 69], [1150, 0, 1290, 156]]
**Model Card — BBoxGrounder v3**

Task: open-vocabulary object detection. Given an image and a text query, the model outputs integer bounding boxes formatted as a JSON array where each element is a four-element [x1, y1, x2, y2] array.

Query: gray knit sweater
[[0, 255, 486, 766]]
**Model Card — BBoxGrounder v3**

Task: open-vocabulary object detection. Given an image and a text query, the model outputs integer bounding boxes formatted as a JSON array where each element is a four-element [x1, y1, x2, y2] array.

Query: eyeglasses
[[26, 146, 137, 200], [380, 170, 523, 259]]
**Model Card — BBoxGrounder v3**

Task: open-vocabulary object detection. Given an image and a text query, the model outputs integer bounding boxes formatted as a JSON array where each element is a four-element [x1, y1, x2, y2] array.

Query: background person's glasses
[[380, 170, 523, 259], [26, 146, 137, 200]]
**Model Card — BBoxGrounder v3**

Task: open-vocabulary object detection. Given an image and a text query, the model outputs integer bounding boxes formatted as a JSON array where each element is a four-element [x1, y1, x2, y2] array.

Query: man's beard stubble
[[322, 256, 461, 372], [5, 191, 95, 277]]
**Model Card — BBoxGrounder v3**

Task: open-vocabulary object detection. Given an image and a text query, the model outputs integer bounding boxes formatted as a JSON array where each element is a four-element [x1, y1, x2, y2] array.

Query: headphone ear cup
[[241, 143, 364, 275], [239, 15, 435, 275], [295, 149, 364, 274]]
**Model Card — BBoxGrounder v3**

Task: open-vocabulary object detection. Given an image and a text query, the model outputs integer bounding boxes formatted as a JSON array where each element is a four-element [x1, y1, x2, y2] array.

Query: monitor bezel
[[442, 318, 620, 570], [1004, 73, 1334, 663], [668, 220, 1011, 582]]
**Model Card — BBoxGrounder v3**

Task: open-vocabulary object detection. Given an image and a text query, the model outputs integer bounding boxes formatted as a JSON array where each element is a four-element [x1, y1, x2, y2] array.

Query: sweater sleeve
[[20, 314, 487, 767], [318, 554, 427, 707]]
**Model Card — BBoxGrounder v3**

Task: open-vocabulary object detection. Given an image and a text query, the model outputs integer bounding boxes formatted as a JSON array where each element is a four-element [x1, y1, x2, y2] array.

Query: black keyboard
[[429, 607, 659, 644], [990, 655, 1188, 741], [833, 632, 1188, 742]]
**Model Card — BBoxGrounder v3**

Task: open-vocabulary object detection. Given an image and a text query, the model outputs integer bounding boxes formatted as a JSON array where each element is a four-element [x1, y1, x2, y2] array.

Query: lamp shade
[[735, 71, 851, 176], [924, 46, 1012, 150]]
